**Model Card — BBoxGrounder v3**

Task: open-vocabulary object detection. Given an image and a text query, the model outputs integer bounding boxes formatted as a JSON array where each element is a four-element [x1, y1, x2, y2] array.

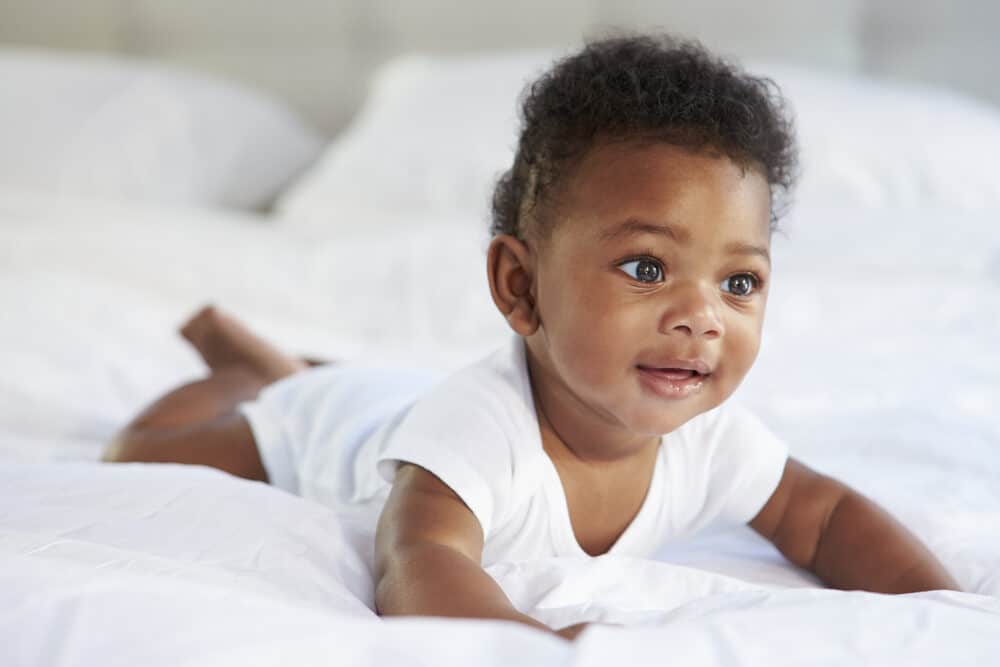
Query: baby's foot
[[180, 305, 306, 383]]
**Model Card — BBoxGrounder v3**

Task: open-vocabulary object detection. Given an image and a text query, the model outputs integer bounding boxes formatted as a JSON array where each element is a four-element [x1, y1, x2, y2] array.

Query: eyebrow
[[600, 217, 770, 264], [725, 241, 771, 265], [599, 218, 691, 243]]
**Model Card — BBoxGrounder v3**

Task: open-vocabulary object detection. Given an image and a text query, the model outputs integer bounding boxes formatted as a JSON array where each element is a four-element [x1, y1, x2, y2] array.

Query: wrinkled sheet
[[1, 187, 999, 664], [4, 463, 1000, 666]]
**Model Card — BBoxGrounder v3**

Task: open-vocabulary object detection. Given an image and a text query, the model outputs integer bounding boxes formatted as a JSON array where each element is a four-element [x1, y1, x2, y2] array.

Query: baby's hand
[[554, 622, 620, 640]]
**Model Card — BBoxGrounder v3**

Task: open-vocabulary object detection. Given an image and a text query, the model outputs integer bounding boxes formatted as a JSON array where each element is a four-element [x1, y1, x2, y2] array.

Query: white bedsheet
[[2, 187, 999, 664], [4, 463, 999, 666]]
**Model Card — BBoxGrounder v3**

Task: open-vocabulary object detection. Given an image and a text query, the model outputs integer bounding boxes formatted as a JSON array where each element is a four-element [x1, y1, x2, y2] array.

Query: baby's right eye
[[618, 259, 664, 283]]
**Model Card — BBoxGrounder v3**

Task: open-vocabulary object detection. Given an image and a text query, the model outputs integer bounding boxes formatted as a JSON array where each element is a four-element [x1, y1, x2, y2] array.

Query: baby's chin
[[618, 408, 702, 439], [620, 395, 725, 437]]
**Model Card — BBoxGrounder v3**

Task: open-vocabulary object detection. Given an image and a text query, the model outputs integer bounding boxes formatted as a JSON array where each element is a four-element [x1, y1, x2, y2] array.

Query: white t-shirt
[[241, 336, 788, 566]]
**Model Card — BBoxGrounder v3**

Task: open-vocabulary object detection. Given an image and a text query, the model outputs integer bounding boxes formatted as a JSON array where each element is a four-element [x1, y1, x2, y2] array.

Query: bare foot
[[180, 305, 307, 383]]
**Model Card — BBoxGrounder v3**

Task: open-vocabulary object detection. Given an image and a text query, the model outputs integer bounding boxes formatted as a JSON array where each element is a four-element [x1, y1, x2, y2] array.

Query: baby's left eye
[[720, 273, 759, 297]]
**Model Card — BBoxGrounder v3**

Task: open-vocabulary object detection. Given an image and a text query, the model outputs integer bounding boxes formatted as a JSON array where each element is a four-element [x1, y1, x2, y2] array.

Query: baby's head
[[486, 34, 798, 451]]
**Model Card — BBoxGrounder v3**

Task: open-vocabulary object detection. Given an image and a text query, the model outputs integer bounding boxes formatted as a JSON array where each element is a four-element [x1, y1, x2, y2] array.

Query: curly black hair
[[490, 34, 798, 239]]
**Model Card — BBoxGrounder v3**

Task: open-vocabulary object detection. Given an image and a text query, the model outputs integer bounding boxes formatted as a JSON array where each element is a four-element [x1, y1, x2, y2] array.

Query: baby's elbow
[[371, 542, 453, 617], [372, 564, 402, 617]]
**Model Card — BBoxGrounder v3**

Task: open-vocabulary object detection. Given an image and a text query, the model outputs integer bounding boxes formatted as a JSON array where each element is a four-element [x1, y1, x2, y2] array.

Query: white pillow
[[275, 50, 558, 228], [276, 50, 1000, 231], [0, 48, 324, 210], [756, 63, 1000, 210]]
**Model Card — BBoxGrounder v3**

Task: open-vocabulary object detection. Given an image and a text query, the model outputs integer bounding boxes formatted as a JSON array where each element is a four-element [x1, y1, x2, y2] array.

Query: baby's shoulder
[[375, 339, 542, 536], [406, 337, 535, 430]]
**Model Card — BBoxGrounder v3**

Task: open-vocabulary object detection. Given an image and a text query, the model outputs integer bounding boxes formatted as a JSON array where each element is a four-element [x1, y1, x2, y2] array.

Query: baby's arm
[[749, 458, 960, 593], [375, 464, 571, 636]]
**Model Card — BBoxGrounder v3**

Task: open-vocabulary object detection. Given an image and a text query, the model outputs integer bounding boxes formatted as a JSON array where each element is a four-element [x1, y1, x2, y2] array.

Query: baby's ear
[[486, 235, 539, 336]]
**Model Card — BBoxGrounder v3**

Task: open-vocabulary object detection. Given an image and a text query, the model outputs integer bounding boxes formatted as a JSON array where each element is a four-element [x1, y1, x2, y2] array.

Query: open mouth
[[645, 368, 702, 380], [636, 365, 709, 399]]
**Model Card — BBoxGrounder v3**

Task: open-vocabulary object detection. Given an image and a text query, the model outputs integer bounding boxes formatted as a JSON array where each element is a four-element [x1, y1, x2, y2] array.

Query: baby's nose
[[660, 287, 723, 338]]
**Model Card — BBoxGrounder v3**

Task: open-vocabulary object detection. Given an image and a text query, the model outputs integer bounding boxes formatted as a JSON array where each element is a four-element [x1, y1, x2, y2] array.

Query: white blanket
[[2, 187, 999, 664]]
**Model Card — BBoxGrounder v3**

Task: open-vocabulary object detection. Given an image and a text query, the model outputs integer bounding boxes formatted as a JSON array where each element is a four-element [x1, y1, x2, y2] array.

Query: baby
[[104, 35, 958, 639]]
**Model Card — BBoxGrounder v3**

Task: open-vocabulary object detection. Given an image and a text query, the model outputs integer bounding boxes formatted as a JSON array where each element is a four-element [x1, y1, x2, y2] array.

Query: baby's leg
[[178, 304, 308, 384], [102, 306, 311, 481]]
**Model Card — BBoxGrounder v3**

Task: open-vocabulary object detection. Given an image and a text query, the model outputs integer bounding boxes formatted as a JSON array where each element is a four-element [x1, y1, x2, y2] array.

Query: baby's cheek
[[725, 319, 763, 376], [562, 334, 613, 386]]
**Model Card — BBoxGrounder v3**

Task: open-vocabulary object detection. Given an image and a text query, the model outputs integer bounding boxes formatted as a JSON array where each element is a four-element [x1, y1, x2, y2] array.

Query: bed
[[2, 48, 1000, 665]]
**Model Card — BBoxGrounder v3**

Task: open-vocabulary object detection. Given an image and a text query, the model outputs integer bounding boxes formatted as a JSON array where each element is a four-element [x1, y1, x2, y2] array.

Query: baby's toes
[[179, 304, 222, 343]]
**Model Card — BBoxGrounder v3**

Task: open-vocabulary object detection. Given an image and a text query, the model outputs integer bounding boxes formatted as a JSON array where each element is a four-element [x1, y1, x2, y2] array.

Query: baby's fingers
[[554, 622, 589, 640], [554, 622, 622, 640]]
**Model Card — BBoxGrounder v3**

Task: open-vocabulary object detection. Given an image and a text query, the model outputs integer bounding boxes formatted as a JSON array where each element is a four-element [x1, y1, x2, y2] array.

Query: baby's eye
[[619, 259, 663, 283], [720, 273, 759, 297]]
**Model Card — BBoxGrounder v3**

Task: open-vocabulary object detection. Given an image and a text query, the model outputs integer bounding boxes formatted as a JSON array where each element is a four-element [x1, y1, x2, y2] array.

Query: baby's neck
[[534, 395, 659, 468]]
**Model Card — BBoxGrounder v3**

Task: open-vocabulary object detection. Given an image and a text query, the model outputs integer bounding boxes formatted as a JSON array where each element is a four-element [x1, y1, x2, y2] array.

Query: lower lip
[[636, 367, 707, 399]]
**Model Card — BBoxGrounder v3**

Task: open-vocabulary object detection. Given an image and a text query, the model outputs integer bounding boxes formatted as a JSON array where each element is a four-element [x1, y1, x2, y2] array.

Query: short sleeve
[[705, 405, 789, 526], [375, 375, 517, 540]]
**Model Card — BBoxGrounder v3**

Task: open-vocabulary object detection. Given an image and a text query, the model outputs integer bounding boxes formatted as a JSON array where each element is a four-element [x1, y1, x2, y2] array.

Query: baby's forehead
[[548, 142, 772, 242], [566, 140, 768, 194]]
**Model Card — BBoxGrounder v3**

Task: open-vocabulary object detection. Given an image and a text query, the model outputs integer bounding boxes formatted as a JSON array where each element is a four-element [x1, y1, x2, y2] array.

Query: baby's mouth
[[646, 367, 702, 380], [635, 364, 710, 399], [636, 357, 712, 375]]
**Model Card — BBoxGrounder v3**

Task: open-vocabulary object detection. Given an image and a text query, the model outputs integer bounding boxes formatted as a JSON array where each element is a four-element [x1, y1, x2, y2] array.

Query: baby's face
[[527, 141, 772, 444]]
